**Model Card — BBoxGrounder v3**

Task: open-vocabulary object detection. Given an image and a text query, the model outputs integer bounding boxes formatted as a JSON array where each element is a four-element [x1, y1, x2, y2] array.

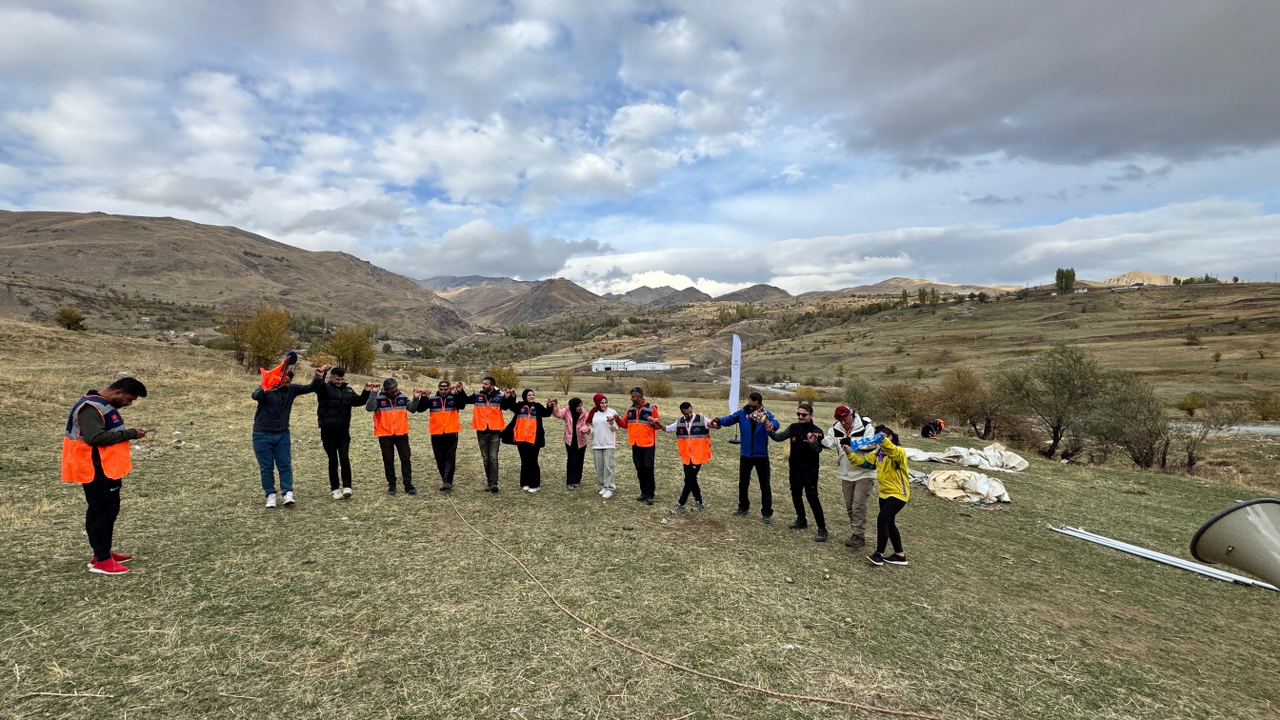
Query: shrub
[[203, 335, 238, 351], [885, 365, 897, 374], [1250, 392, 1280, 421], [488, 365, 519, 389], [641, 377, 674, 398], [1213, 351, 1222, 363], [321, 327, 376, 374], [381, 342, 392, 353], [996, 345, 1104, 458], [242, 306, 294, 370], [842, 376, 875, 417], [794, 386, 820, 402], [874, 383, 930, 427], [55, 307, 86, 331], [553, 370, 574, 394], [1176, 392, 1206, 417], [423, 365, 441, 379], [934, 366, 1003, 440], [1090, 374, 1170, 469], [1184, 333, 1201, 346]]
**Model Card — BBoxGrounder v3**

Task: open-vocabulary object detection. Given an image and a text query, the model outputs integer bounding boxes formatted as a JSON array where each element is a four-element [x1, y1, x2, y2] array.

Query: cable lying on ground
[[446, 497, 943, 720]]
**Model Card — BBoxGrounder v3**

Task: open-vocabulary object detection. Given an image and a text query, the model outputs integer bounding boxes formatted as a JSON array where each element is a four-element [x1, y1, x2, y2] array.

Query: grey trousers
[[592, 447, 616, 490], [842, 477, 876, 537], [477, 431, 501, 487]]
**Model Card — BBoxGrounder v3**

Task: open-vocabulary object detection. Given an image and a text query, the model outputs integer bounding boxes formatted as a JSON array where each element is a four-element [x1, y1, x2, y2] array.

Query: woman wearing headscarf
[[551, 396, 591, 490], [501, 388, 553, 492], [585, 393, 619, 498]]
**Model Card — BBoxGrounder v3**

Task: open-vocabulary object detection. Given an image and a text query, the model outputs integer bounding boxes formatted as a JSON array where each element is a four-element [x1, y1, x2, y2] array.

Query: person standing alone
[[366, 377, 422, 495], [615, 387, 661, 505], [252, 362, 328, 508], [469, 376, 506, 492], [62, 377, 148, 575], [315, 367, 370, 500]]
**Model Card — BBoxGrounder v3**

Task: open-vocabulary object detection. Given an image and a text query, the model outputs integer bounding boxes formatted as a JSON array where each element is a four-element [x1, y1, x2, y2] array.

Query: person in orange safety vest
[[614, 387, 662, 505], [659, 401, 711, 514], [61, 376, 149, 576], [469, 375, 507, 493], [414, 379, 469, 491], [500, 388, 553, 492], [364, 377, 422, 495]]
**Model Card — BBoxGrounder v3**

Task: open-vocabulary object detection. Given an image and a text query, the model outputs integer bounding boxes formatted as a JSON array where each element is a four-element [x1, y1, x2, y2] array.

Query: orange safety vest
[[426, 393, 463, 435], [625, 402, 658, 448], [470, 391, 505, 431], [61, 395, 132, 483], [372, 392, 411, 437], [674, 413, 712, 466], [513, 404, 540, 444]]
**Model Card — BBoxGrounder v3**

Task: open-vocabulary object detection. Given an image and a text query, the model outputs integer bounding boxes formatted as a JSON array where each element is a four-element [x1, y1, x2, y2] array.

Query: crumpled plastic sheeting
[[926, 469, 1012, 503], [904, 443, 1029, 472]]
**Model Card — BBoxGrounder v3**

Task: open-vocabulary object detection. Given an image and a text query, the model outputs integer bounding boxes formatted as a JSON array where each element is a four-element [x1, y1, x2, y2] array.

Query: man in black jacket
[[315, 367, 371, 499], [769, 403, 828, 542], [251, 362, 329, 508]]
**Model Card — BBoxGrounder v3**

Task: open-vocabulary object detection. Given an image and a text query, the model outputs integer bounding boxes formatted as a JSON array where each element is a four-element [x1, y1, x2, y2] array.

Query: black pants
[[566, 443, 587, 487], [83, 474, 122, 562], [477, 431, 501, 487], [738, 456, 773, 516], [378, 434, 413, 488], [320, 427, 352, 490], [430, 433, 459, 485], [876, 496, 907, 555], [517, 443, 542, 488], [790, 469, 825, 529], [680, 463, 703, 504], [632, 444, 656, 498]]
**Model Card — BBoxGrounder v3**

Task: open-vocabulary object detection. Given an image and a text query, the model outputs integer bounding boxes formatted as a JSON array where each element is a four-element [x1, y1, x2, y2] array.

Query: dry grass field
[[2, 318, 1278, 719]]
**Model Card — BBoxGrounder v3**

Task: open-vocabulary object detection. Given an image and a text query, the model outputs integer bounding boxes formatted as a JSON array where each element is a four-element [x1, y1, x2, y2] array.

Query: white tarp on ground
[[904, 443, 1029, 472], [926, 470, 1012, 503]]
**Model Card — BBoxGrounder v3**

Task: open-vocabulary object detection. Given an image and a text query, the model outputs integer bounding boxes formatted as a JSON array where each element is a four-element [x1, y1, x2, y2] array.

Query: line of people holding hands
[[54, 363, 914, 576]]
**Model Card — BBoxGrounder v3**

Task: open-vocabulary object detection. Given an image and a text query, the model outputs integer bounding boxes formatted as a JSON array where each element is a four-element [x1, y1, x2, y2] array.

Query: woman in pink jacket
[[550, 397, 591, 490]]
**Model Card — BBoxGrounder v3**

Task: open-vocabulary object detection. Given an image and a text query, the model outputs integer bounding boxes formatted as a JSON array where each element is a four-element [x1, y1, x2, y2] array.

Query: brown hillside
[[417, 276, 537, 318], [0, 210, 471, 344], [798, 277, 1019, 300], [715, 284, 792, 303], [472, 278, 627, 327], [649, 286, 714, 306]]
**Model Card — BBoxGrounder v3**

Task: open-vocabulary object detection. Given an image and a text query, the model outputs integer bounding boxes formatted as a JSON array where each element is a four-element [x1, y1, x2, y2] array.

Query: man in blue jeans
[[251, 362, 329, 508], [710, 392, 779, 525]]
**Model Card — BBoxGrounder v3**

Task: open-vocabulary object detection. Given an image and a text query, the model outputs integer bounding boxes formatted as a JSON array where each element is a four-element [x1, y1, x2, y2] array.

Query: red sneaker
[[87, 558, 130, 575], [110, 552, 132, 563]]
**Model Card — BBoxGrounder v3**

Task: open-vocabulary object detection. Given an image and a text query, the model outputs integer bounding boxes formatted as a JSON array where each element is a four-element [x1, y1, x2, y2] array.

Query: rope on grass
[[446, 497, 943, 720]]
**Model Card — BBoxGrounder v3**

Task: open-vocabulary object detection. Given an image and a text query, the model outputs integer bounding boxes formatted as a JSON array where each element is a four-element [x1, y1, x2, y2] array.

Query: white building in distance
[[591, 358, 673, 372]]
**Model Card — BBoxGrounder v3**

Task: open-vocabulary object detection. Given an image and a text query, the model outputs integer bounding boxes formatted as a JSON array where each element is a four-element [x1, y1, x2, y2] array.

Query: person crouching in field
[[659, 401, 711, 514], [366, 377, 421, 495], [615, 387, 662, 505], [551, 396, 591, 490], [822, 405, 878, 548], [843, 425, 910, 566], [315, 367, 370, 500], [769, 402, 828, 542], [586, 393, 619, 498], [62, 377, 148, 575], [502, 389, 553, 492], [252, 362, 328, 508]]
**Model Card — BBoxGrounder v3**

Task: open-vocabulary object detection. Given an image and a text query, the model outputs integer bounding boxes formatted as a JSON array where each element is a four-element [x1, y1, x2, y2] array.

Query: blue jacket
[[715, 407, 779, 458]]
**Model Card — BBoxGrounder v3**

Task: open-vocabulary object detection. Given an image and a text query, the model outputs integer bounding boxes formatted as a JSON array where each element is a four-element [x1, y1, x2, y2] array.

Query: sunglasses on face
[[796, 412, 810, 418]]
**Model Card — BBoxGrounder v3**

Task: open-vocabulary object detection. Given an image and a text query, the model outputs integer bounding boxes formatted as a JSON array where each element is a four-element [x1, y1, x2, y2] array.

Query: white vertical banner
[[728, 334, 741, 413]]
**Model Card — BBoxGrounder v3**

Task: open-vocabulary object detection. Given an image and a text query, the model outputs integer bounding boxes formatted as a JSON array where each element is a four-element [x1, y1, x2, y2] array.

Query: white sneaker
[[283, 491, 295, 506], [602, 489, 613, 499], [265, 493, 277, 509], [342, 487, 352, 497], [598, 488, 606, 495], [527, 487, 538, 493], [332, 489, 343, 500]]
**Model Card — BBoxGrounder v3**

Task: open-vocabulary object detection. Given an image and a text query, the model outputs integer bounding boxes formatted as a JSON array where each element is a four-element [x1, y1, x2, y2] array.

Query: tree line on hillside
[[840, 344, 1275, 473]]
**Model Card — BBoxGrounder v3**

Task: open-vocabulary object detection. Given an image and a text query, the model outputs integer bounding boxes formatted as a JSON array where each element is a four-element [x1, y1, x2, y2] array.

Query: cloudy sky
[[3, 1, 1279, 294]]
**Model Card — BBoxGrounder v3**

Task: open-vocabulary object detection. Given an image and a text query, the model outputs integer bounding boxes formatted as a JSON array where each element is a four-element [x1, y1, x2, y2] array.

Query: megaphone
[[1190, 498, 1280, 587]]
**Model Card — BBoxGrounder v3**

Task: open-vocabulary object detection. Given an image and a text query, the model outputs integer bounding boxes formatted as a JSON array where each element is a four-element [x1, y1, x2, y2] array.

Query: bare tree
[[553, 370, 574, 394]]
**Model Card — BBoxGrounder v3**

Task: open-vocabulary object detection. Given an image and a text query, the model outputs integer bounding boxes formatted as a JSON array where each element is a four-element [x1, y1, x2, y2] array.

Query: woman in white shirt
[[586, 393, 619, 498]]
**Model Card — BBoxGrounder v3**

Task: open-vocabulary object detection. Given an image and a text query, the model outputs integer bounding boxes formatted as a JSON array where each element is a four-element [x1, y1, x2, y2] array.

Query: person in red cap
[[822, 405, 878, 547], [585, 393, 619, 498]]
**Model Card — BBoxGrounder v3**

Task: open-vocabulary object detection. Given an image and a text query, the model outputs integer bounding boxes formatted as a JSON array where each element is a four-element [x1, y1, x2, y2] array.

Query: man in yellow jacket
[[843, 425, 910, 567], [61, 377, 148, 575]]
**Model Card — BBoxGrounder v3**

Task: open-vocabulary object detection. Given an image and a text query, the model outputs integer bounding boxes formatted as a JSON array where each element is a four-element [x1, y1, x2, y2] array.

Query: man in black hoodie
[[251, 363, 328, 508], [769, 402, 828, 542], [315, 367, 371, 499]]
